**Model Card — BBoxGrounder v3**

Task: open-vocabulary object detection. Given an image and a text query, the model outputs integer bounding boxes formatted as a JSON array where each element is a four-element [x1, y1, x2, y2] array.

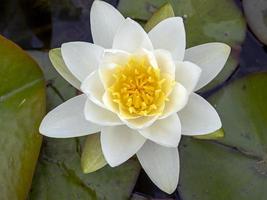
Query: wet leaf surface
[[243, 0, 267, 45], [179, 73, 267, 200], [0, 36, 46, 200]]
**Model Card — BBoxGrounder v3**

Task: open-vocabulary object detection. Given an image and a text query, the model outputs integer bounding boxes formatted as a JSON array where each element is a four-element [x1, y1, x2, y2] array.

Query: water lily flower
[[39, 0, 230, 194]]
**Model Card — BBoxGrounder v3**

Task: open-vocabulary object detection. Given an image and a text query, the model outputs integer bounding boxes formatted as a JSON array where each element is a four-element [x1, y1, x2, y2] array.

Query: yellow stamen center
[[108, 56, 174, 117]]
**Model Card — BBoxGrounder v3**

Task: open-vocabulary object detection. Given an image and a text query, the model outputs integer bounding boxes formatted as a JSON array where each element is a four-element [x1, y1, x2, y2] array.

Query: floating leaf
[[243, 0, 267, 45], [28, 50, 141, 200], [0, 36, 45, 199], [144, 3, 175, 32], [81, 134, 107, 174], [29, 137, 140, 200], [118, 0, 246, 92], [179, 73, 267, 199], [28, 50, 77, 110]]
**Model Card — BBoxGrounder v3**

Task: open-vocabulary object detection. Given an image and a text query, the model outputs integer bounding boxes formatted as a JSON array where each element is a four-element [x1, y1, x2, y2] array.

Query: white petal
[[139, 114, 181, 147], [101, 49, 130, 66], [134, 48, 158, 68], [121, 115, 159, 130], [113, 18, 153, 53], [175, 61, 202, 93], [81, 70, 105, 108], [90, 0, 125, 48], [101, 125, 146, 167], [154, 49, 175, 79], [84, 99, 123, 126], [148, 17, 185, 61], [160, 83, 188, 119], [184, 42, 231, 91], [39, 95, 100, 138], [102, 91, 119, 113], [61, 42, 104, 82], [179, 93, 222, 135], [99, 50, 130, 89], [137, 141, 179, 194]]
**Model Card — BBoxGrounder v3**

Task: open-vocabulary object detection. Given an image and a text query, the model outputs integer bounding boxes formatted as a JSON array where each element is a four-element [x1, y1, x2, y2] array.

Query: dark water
[[1, 0, 267, 199]]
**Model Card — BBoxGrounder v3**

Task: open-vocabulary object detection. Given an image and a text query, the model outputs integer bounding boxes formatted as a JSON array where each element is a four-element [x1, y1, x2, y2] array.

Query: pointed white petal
[[139, 114, 181, 147], [61, 42, 104, 82], [39, 95, 100, 138], [90, 0, 125, 48], [160, 83, 188, 119], [148, 17, 185, 61], [184, 43, 231, 91], [113, 18, 153, 52], [175, 61, 202, 93], [179, 93, 222, 135], [84, 99, 123, 126], [154, 49, 175, 79], [137, 141, 179, 194], [81, 70, 105, 108], [101, 125, 146, 167], [121, 115, 159, 130]]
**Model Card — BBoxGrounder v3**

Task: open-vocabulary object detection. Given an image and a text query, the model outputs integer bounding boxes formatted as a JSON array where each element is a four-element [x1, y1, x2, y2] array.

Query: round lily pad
[[243, 0, 267, 45], [118, 0, 246, 92], [0, 36, 46, 199], [178, 73, 267, 199]]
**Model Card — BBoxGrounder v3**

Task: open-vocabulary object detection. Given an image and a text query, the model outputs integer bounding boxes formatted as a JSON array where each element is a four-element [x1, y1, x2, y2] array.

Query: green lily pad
[[28, 51, 77, 110], [243, 0, 267, 45], [28, 51, 141, 200], [118, 0, 246, 92], [0, 36, 46, 199], [178, 73, 267, 199]]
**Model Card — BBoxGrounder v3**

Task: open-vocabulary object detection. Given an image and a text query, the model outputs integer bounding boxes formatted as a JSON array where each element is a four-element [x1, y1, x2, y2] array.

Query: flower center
[[108, 56, 174, 117]]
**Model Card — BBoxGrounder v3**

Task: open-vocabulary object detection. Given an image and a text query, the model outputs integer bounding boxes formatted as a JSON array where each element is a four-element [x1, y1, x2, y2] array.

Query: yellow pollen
[[108, 56, 174, 117]]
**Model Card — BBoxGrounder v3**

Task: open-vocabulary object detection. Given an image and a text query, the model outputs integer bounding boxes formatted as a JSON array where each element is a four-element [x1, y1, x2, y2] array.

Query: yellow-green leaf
[[49, 48, 80, 90], [144, 3, 175, 32], [81, 134, 107, 174], [0, 35, 46, 200], [193, 129, 224, 140]]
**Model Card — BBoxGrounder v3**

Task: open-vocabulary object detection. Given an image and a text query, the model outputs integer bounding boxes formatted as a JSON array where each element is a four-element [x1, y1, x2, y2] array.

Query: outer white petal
[[121, 115, 159, 130], [84, 99, 123, 126], [154, 49, 175, 79], [61, 42, 104, 82], [179, 93, 222, 135], [148, 17, 186, 61], [175, 61, 202, 93], [90, 0, 125, 48], [101, 125, 146, 167], [137, 141, 179, 194], [113, 18, 153, 53], [139, 114, 181, 147], [39, 94, 100, 138], [184, 42, 231, 91], [160, 83, 188, 119], [81, 70, 105, 108]]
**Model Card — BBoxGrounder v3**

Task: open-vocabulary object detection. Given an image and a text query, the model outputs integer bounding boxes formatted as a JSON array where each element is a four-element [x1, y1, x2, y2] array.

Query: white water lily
[[39, 0, 230, 194]]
